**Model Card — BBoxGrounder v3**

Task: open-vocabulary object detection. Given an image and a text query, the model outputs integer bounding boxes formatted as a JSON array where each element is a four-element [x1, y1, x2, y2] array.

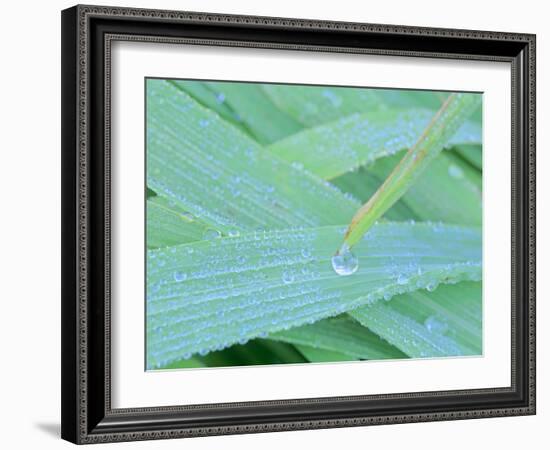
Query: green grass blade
[[268, 109, 481, 180], [147, 222, 480, 368], [270, 315, 406, 360], [262, 83, 382, 126], [147, 79, 358, 234], [332, 167, 418, 221], [336, 151, 481, 225], [294, 344, 358, 362], [162, 357, 206, 369], [169, 80, 249, 134], [388, 151, 481, 225], [147, 197, 208, 248], [201, 81, 303, 144], [351, 281, 482, 357], [385, 281, 482, 354], [165, 339, 307, 369], [453, 144, 483, 171], [262, 84, 448, 127], [376, 90, 448, 109], [175, 80, 302, 144], [339, 93, 482, 252]]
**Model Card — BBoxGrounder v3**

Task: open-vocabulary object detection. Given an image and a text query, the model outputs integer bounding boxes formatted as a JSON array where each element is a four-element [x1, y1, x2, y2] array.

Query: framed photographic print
[[61, 4, 536, 444]]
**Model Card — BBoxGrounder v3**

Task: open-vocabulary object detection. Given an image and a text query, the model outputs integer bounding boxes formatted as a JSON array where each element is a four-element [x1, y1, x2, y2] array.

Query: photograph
[[55, 2, 536, 445], [145, 78, 483, 370]]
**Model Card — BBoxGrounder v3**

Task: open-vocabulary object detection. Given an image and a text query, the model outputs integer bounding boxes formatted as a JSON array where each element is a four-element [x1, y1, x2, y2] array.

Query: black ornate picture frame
[[61, 4, 536, 444]]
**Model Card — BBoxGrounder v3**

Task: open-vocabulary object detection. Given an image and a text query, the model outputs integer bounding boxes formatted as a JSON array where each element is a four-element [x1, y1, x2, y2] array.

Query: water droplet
[[187, 247, 194, 255], [228, 229, 240, 237], [216, 92, 225, 103], [282, 271, 295, 284], [426, 280, 438, 292], [291, 161, 304, 170], [173, 271, 187, 282], [199, 119, 209, 128], [301, 248, 311, 259], [203, 229, 221, 240], [199, 348, 209, 356], [182, 211, 194, 221], [383, 292, 392, 301], [424, 315, 449, 334], [331, 245, 358, 276], [448, 164, 464, 179], [397, 273, 409, 285]]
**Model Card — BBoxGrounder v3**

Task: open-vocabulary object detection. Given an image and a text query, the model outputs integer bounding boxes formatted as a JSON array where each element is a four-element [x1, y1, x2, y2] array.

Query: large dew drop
[[331, 245, 358, 276]]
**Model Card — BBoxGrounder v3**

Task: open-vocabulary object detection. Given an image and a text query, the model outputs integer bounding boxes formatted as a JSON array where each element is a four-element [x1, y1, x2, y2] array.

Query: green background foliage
[[145, 79, 482, 370]]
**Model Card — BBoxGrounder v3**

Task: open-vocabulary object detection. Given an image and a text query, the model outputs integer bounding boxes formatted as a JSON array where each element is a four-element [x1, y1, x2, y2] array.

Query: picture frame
[[61, 4, 536, 444]]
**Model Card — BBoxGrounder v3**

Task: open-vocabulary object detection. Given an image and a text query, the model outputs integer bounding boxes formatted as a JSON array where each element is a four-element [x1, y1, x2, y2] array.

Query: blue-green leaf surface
[[146, 78, 483, 368], [336, 150, 482, 225], [147, 223, 480, 368], [351, 281, 482, 357], [198, 81, 303, 144], [147, 197, 207, 248], [268, 109, 481, 180], [270, 315, 406, 360], [262, 84, 447, 127], [147, 79, 357, 234]]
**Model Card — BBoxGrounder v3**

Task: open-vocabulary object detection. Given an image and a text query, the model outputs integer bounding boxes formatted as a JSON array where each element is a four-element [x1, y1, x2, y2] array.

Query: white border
[[111, 41, 511, 409]]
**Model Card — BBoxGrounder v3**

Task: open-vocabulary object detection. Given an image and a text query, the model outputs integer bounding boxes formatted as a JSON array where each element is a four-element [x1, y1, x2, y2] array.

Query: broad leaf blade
[[147, 197, 207, 248], [270, 315, 406, 360], [376, 90, 447, 110], [202, 81, 303, 144], [147, 79, 358, 233], [147, 222, 481, 368], [175, 80, 303, 144], [262, 84, 449, 127], [170, 80, 249, 134], [453, 144, 483, 171], [351, 281, 482, 357], [268, 109, 481, 180], [262, 83, 382, 126]]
